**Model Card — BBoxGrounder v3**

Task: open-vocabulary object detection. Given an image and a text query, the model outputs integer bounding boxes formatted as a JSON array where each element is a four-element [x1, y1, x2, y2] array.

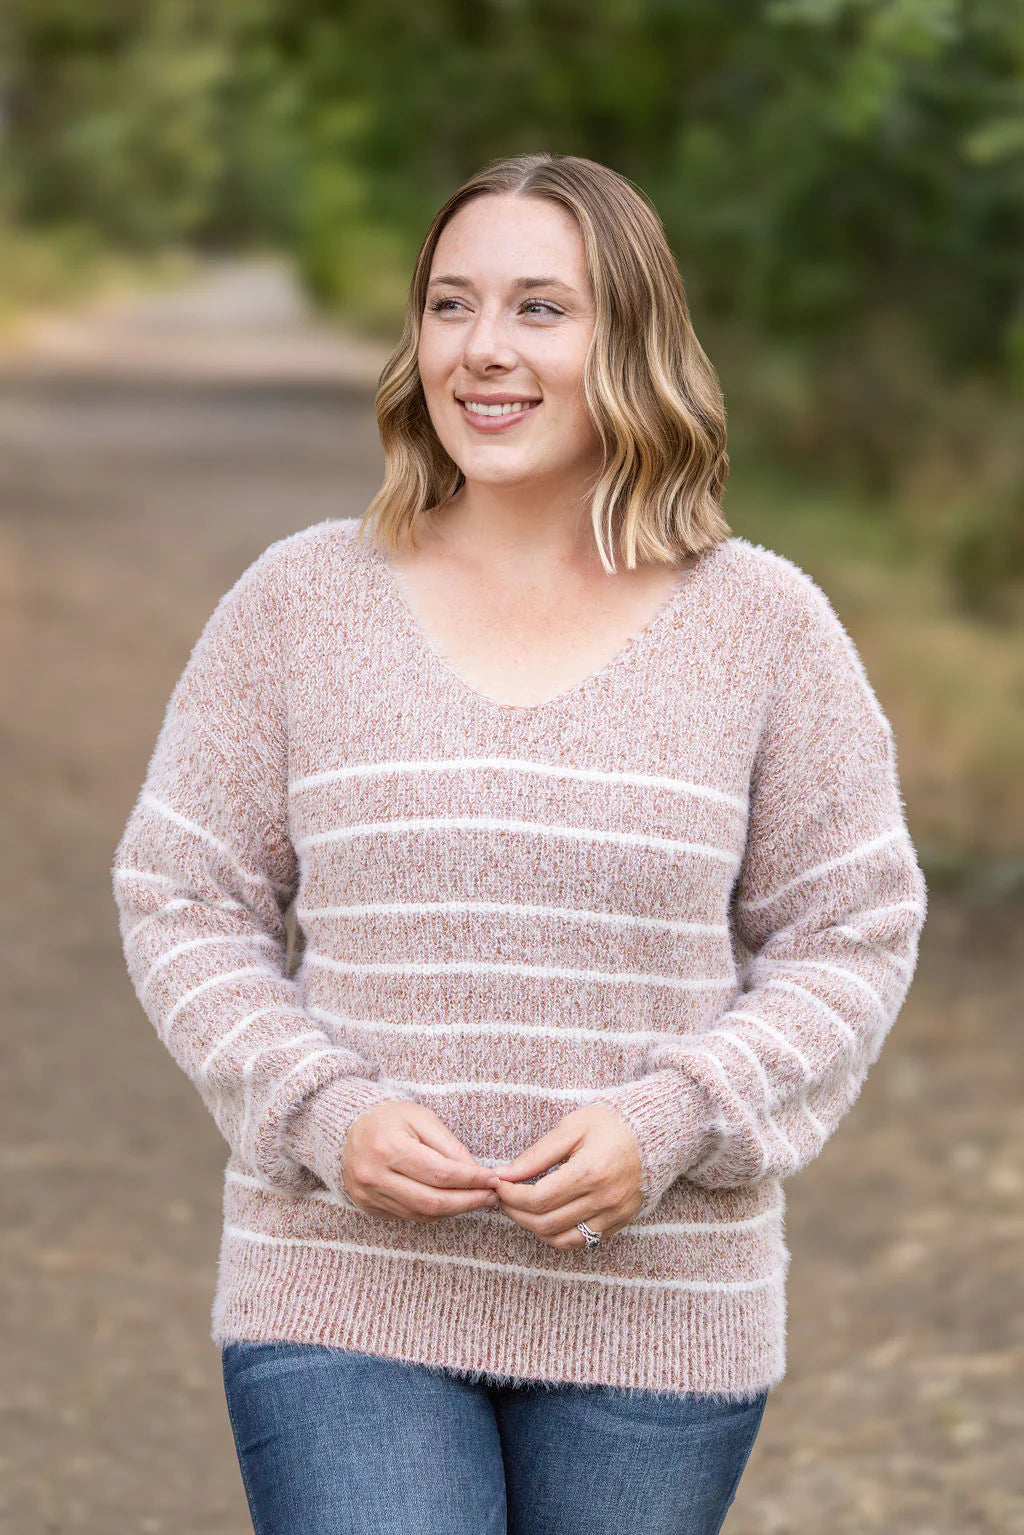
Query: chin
[[462, 462, 550, 488]]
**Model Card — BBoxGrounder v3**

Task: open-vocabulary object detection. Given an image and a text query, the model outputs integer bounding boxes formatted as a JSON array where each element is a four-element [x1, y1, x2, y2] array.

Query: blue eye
[[425, 298, 564, 317]]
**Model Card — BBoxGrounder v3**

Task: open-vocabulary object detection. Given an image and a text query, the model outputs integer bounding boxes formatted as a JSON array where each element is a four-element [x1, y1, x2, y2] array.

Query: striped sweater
[[111, 516, 927, 1400]]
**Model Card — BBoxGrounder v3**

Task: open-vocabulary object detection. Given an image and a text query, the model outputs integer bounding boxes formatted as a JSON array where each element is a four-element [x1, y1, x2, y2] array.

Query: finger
[[374, 1170, 502, 1221], [490, 1122, 582, 1185], [360, 1111, 498, 1191], [500, 1192, 622, 1245], [493, 1151, 593, 1213], [389, 1138, 500, 1191]]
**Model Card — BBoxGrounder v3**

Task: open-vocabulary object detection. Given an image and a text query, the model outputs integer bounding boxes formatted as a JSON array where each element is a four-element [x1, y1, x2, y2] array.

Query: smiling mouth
[[457, 399, 542, 425]]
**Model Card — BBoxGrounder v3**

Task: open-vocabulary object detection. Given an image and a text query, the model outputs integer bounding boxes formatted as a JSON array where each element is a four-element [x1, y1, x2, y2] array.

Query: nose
[[461, 305, 519, 372]]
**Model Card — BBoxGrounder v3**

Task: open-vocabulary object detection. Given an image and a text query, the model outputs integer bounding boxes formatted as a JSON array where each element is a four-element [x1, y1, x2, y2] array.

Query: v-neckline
[[360, 529, 725, 719]]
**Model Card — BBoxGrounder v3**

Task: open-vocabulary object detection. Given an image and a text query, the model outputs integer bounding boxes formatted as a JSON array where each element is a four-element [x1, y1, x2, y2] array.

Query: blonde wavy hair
[[357, 152, 731, 572]]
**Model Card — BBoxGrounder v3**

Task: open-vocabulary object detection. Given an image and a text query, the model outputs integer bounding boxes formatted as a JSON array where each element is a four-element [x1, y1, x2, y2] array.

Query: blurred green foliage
[[1, 0, 1022, 618], [941, 483, 1024, 623], [4, 0, 1021, 356]]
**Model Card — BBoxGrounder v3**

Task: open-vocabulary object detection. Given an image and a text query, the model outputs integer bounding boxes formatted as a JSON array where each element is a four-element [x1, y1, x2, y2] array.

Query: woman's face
[[417, 193, 603, 495]]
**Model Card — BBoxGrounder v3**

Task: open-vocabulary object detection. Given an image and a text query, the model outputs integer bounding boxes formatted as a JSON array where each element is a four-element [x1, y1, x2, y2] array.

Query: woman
[[113, 153, 927, 1533]]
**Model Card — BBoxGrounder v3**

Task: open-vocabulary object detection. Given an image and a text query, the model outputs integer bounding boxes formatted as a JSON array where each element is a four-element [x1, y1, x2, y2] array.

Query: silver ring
[[577, 1220, 602, 1250]]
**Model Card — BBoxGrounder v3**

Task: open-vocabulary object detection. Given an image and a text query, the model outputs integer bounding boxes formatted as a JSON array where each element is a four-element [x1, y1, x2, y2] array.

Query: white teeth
[[461, 400, 538, 417]]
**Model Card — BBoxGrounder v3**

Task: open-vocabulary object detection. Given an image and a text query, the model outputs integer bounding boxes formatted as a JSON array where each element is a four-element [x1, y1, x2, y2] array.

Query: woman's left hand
[[489, 1104, 644, 1249]]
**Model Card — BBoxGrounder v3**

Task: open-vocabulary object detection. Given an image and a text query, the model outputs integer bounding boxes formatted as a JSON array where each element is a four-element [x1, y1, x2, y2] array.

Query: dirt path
[[1, 261, 1020, 1533]]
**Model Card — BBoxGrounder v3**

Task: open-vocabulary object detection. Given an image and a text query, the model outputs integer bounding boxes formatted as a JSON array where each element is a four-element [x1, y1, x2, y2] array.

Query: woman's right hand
[[340, 1100, 502, 1220]]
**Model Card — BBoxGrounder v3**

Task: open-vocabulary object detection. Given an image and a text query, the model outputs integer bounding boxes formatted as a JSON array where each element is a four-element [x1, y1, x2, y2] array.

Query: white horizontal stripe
[[304, 952, 736, 993], [311, 1015, 845, 1137], [801, 1101, 828, 1138], [161, 966, 284, 1042], [262, 1047, 342, 1101], [701, 1029, 774, 1107], [126, 895, 248, 944], [773, 1062, 859, 1149], [307, 1005, 727, 1051], [113, 866, 179, 888], [654, 1025, 829, 1178], [839, 898, 925, 924], [226, 1170, 784, 1234], [831, 925, 917, 980], [722, 1011, 815, 1080], [376, 1077, 704, 1103], [736, 825, 909, 911], [290, 756, 748, 813], [225, 1224, 786, 1292], [138, 933, 279, 1003], [697, 1066, 846, 1183], [770, 1116, 802, 1163], [200, 1006, 312, 1075], [139, 790, 293, 897], [767, 958, 888, 1017], [650, 1048, 765, 1146], [295, 816, 740, 866], [240, 1039, 333, 1166], [305, 1006, 823, 1107], [237, 1032, 326, 1071], [298, 898, 727, 939], [759, 978, 860, 1051]]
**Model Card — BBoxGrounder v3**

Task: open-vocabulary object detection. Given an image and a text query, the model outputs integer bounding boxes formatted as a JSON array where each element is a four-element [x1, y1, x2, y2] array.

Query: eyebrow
[[427, 274, 580, 299]]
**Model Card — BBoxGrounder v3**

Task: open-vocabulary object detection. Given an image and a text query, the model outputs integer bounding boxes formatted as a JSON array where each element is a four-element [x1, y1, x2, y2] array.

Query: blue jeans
[[221, 1339, 769, 1534]]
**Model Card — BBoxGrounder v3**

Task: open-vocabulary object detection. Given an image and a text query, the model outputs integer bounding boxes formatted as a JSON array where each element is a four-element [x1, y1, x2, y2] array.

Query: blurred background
[[1, 2, 1021, 1531]]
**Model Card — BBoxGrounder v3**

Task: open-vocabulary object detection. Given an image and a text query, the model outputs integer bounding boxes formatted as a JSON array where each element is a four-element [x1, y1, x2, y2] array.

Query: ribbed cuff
[[588, 1069, 718, 1220], [284, 1077, 420, 1210]]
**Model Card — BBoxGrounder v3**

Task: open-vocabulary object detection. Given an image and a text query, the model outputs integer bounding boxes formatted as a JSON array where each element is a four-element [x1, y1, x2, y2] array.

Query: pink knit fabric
[[111, 517, 926, 1398]]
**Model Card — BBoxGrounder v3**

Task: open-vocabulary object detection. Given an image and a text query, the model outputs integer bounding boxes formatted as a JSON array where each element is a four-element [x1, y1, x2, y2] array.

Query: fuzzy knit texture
[[111, 515, 927, 1400]]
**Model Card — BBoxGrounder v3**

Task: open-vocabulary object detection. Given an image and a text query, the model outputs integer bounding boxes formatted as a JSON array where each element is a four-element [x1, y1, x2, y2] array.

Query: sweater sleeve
[[590, 568, 928, 1220], [111, 544, 419, 1205]]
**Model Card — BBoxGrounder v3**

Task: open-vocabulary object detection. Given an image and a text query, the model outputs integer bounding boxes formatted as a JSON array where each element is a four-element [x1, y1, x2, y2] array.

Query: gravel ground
[[1, 264, 1020, 1534]]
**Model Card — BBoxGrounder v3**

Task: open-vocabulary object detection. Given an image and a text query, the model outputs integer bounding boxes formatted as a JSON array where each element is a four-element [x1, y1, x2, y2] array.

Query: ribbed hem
[[210, 1216, 789, 1400]]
